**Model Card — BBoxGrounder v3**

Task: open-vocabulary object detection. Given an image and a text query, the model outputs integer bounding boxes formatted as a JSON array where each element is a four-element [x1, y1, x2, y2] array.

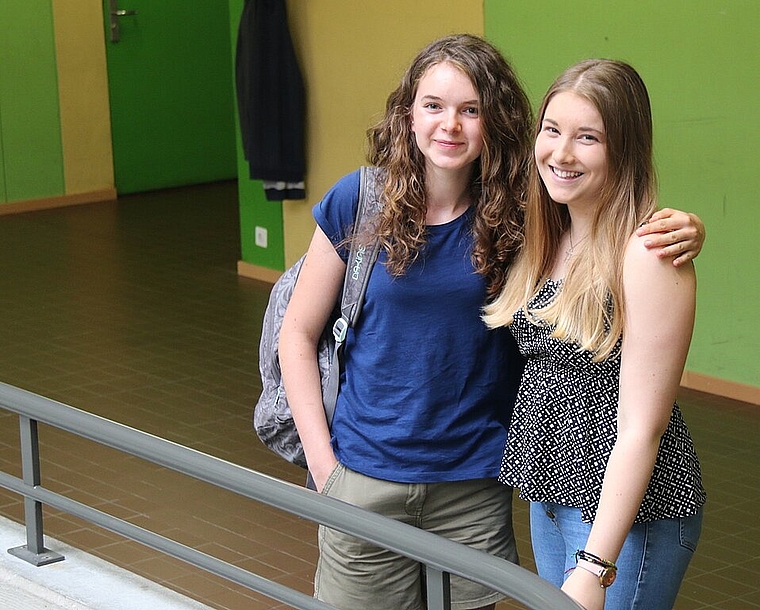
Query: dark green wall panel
[[105, 0, 237, 194]]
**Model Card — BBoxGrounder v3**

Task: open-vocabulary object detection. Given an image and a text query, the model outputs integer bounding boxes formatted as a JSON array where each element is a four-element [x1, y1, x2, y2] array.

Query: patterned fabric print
[[500, 279, 706, 524]]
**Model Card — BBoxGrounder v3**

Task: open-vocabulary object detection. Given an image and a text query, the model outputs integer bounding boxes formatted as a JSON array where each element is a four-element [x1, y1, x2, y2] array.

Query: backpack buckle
[[332, 317, 349, 344]]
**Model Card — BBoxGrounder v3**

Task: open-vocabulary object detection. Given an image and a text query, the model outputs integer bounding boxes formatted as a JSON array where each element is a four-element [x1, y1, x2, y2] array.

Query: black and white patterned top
[[499, 279, 706, 523]]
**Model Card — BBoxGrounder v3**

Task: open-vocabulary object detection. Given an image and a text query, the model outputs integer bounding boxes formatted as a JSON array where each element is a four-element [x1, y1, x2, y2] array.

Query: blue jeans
[[530, 501, 703, 610]]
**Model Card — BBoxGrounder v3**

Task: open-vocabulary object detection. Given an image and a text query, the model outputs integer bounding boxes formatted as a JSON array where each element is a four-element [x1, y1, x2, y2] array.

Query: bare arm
[[636, 208, 706, 266], [561, 235, 696, 610], [279, 227, 346, 491]]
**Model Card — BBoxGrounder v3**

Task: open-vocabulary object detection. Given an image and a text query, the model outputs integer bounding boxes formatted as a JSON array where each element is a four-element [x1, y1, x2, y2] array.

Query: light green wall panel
[[485, 1, 759, 387], [0, 0, 64, 202]]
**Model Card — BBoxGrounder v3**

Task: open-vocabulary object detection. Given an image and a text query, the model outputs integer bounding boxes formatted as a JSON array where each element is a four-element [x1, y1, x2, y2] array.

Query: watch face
[[600, 567, 617, 588]]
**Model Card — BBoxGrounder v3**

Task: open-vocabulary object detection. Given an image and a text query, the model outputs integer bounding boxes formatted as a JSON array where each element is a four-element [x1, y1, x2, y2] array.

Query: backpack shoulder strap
[[323, 166, 382, 424], [334, 166, 382, 340]]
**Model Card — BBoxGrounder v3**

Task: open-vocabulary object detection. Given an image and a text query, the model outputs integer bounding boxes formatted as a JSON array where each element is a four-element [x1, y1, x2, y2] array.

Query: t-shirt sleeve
[[312, 169, 362, 263]]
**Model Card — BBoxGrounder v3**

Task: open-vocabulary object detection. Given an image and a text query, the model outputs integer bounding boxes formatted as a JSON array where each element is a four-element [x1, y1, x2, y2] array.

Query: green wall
[[485, 0, 759, 388], [0, 0, 64, 202]]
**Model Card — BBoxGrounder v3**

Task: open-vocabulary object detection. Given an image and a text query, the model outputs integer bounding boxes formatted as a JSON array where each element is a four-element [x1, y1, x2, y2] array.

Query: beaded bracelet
[[575, 549, 617, 569]]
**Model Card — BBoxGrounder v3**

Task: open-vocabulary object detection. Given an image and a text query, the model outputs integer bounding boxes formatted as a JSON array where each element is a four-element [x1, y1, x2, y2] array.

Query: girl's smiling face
[[535, 91, 608, 210], [410, 62, 484, 175]]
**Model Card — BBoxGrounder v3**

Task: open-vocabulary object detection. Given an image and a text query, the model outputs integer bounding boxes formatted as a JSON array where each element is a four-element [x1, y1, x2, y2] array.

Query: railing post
[[7, 415, 64, 566], [425, 566, 452, 610]]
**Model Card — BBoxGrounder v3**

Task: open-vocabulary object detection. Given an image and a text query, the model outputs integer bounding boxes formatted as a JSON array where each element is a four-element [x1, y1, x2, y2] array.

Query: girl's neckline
[[426, 204, 473, 228]]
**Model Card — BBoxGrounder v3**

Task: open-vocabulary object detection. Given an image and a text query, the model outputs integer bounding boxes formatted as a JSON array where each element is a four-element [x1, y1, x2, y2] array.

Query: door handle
[[109, 0, 138, 43]]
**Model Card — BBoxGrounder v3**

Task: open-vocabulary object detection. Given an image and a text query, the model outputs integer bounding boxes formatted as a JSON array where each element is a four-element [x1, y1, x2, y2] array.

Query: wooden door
[[104, 0, 237, 194]]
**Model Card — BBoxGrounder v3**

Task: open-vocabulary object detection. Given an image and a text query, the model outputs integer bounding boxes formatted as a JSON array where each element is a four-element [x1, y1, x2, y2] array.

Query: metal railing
[[0, 381, 578, 609]]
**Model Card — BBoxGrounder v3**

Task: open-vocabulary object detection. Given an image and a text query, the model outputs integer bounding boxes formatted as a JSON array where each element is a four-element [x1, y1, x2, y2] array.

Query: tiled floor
[[0, 182, 757, 609]]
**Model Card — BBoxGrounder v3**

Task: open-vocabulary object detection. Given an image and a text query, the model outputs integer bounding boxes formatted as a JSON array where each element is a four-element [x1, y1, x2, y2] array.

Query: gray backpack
[[253, 166, 383, 468]]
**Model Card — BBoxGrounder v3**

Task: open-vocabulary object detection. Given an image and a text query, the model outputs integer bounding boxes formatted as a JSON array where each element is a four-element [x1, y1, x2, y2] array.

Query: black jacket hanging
[[235, 0, 306, 200]]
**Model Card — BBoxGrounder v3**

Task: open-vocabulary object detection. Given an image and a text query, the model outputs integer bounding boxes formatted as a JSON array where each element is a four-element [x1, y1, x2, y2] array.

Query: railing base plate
[[8, 545, 65, 566]]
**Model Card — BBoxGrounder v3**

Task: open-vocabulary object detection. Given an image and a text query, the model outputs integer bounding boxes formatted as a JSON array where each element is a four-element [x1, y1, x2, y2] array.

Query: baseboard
[[236, 260, 283, 284], [0, 188, 117, 216], [681, 371, 759, 406]]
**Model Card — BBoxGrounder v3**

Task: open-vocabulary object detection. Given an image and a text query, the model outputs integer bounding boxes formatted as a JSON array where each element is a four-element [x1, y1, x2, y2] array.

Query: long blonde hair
[[483, 59, 658, 359], [367, 34, 533, 299]]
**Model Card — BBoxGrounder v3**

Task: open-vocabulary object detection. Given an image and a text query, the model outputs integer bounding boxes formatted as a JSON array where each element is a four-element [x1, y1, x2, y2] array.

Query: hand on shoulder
[[635, 208, 705, 266]]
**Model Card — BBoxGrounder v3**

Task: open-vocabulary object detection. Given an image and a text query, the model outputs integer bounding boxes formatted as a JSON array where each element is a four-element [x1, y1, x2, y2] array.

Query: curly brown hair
[[366, 34, 533, 298]]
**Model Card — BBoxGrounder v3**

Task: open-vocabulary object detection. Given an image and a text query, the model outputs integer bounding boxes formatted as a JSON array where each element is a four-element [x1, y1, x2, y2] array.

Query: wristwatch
[[576, 558, 617, 588]]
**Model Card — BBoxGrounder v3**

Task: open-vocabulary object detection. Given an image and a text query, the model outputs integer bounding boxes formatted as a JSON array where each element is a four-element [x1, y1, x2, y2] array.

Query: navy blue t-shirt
[[314, 169, 523, 483]]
